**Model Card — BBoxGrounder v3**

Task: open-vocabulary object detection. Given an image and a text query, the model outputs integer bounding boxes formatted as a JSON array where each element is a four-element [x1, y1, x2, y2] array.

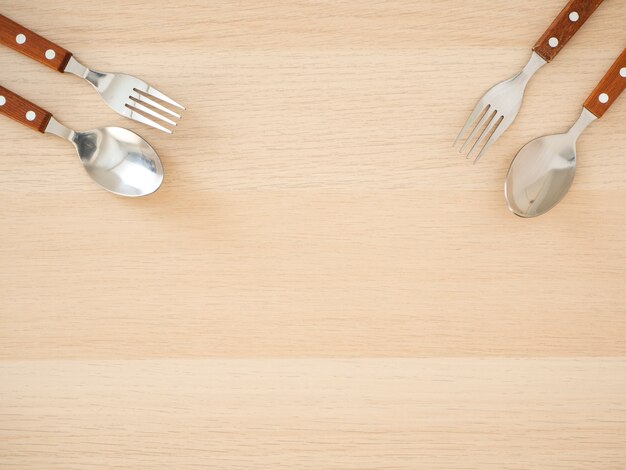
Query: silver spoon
[[505, 49, 626, 217], [0, 85, 163, 197]]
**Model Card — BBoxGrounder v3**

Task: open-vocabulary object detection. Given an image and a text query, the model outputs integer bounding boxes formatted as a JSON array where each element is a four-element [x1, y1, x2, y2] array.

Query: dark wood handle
[[0, 14, 72, 72], [533, 0, 604, 62], [583, 48, 626, 118], [0, 85, 52, 133]]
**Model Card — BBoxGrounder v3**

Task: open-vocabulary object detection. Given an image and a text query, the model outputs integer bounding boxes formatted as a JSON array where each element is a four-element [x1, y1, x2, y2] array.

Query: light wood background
[[1, 1, 625, 468]]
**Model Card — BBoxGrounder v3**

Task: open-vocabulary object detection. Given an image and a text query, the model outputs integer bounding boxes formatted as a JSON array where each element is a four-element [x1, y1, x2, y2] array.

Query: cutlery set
[[0, 14, 184, 196], [506, 48, 626, 217], [458, 0, 625, 217], [1, 4, 624, 218]]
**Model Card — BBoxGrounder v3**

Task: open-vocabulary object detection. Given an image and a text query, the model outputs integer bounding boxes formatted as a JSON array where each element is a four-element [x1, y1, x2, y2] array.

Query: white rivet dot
[[45, 49, 56, 60], [25, 111, 36, 121], [620, 67, 626, 78], [569, 11, 579, 22], [599, 93, 609, 104], [15, 33, 26, 44], [548, 37, 559, 48], [0, 95, 5, 106]]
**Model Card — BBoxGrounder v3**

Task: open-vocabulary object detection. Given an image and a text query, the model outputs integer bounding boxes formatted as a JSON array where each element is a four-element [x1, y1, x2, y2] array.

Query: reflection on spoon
[[46, 117, 163, 197], [505, 108, 596, 218]]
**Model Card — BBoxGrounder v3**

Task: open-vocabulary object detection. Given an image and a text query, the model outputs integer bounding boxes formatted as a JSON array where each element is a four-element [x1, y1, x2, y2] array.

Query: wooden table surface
[[1, 1, 625, 468]]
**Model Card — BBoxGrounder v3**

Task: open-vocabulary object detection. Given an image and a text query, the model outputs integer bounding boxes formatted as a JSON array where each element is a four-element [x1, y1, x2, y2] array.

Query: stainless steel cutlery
[[0, 4, 623, 211], [0, 14, 184, 196], [0, 85, 164, 196], [505, 48, 626, 217], [456, 0, 625, 220], [0, 14, 184, 134], [456, 0, 604, 163]]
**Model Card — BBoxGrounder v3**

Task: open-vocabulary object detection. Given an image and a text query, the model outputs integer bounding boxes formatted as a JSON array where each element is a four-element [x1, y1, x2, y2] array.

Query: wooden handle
[[0, 85, 52, 133], [0, 14, 72, 72], [583, 48, 626, 118], [533, 0, 604, 62]]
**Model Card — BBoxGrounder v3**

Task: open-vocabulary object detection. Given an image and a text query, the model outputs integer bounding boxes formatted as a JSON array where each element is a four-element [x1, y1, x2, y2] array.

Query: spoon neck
[[567, 108, 597, 140], [44, 117, 75, 142]]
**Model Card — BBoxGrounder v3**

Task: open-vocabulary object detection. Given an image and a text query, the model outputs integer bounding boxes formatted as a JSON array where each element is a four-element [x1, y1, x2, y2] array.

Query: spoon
[[0, 85, 163, 196], [505, 48, 626, 218]]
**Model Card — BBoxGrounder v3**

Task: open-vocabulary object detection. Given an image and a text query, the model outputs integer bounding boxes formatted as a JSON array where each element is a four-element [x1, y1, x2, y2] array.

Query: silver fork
[[0, 14, 184, 134], [455, 0, 604, 163], [64, 57, 184, 134], [455, 52, 546, 163]]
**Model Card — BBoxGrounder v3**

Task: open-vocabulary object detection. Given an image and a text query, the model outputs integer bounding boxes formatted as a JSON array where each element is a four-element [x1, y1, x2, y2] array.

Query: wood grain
[[2, 359, 626, 469], [584, 47, 626, 118], [533, 0, 604, 62], [0, 14, 72, 72], [1, 1, 626, 468], [0, 85, 52, 132]]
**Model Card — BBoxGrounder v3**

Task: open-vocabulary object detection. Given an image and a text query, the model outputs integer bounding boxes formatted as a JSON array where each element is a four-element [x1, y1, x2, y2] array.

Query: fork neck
[[519, 52, 547, 83], [63, 56, 105, 88]]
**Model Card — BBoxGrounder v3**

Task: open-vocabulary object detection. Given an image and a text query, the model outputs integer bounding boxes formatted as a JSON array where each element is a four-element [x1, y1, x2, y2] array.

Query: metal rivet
[[26, 111, 36, 121], [16, 33, 26, 44], [620, 67, 626, 78], [548, 37, 559, 48], [569, 11, 579, 22], [45, 49, 56, 60], [0, 95, 5, 106], [599, 93, 609, 104]]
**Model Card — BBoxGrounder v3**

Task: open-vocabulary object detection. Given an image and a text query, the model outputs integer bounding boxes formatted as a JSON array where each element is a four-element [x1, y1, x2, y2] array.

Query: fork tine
[[466, 112, 499, 160], [132, 94, 182, 119], [142, 86, 185, 110], [459, 106, 493, 154], [125, 104, 172, 134], [473, 116, 505, 164], [129, 100, 177, 126], [454, 102, 487, 147]]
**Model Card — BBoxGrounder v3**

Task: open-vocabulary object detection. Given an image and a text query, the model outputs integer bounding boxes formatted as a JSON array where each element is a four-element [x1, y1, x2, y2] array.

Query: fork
[[455, 0, 603, 163], [0, 14, 184, 134]]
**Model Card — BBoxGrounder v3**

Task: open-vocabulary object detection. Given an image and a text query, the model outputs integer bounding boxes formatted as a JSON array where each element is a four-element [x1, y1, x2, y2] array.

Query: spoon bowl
[[74, 127, 163, 196], [504, 108, 596, 218], [46, 118, 163, 196], [505, 133, 577, 217]]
